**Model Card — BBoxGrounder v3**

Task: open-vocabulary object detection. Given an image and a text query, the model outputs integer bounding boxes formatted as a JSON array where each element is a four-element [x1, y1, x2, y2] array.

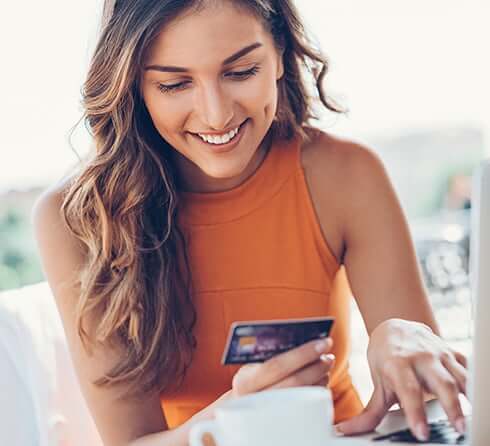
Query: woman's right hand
[[231, 338, 335, 397], [178, 339, 334, 446]]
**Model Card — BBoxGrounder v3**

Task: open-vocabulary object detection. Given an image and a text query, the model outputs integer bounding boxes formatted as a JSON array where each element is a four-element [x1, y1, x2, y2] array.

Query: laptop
[[467, 158, 490, 445], [332, 159, 490, 445]]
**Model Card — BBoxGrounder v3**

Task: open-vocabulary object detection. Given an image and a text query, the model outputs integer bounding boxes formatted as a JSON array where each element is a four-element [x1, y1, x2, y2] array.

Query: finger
[[319, 354, 335, 386], [231, 364, 261, 396], [452, 350, 468, 369], [336, 385, 390, 436], [203, 433, 216, 446], [246, 338, 333, 392], [387, 364, 429, 441], [268, 357, 332, 390], [315, 355, 335, 388], [421, 360, 466, 434], [441, 354, 468, 396], [314, 376, 329, 387]]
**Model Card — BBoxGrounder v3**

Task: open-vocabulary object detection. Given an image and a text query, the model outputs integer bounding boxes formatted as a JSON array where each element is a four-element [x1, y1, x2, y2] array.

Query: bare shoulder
[[32, 176, 81, 279], [32, 175, 86, 295], [32, 178, 67, 222], [32, 175, 76, 235], [301, 127, 385, 181], [300, 128, 389, 263]]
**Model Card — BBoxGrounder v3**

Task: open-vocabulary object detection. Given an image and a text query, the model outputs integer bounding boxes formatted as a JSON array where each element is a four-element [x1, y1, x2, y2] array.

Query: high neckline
[[178, 135, 299, 226]]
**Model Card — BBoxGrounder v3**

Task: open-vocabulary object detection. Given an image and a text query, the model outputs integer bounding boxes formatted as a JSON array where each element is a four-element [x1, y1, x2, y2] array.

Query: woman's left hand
[[336, 318, 468, 442]]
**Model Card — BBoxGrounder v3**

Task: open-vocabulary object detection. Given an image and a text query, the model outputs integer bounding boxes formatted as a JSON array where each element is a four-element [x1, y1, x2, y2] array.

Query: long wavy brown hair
[[62, 0, 344, 400]]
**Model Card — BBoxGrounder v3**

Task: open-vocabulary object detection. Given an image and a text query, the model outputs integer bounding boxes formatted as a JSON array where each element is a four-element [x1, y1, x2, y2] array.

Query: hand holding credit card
[[221, 316, 335, 365]]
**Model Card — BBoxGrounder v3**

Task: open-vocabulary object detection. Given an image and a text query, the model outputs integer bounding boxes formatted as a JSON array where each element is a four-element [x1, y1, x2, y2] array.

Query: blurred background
[[0, 0, 488, 403]]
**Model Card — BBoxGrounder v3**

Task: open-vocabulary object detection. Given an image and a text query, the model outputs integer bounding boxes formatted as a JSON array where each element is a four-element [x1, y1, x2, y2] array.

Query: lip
[[190, 119, 248, 154], [195, 123, 243, 136]]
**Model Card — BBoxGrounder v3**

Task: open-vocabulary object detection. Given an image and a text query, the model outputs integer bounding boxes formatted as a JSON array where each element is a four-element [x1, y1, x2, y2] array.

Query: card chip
[[239, 336, 257, 346]]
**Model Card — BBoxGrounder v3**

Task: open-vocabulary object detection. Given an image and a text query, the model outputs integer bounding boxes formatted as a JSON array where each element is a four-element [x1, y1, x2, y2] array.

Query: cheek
[[237, 74, 278, 113], [236, 75, 279, 125], [143, 89, 191, 135]]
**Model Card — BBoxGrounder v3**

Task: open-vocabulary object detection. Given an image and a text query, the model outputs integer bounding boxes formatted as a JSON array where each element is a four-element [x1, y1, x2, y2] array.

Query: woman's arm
[[302, 131, 437, 333], [128, 391, 231, 445], [302, 132, 466, 441], [33, 184, 169, 446], [340, 145, 438, 334]]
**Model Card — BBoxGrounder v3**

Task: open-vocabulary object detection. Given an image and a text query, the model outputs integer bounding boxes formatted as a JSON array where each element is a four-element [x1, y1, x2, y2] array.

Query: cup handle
[[189, 419, 221, 446]]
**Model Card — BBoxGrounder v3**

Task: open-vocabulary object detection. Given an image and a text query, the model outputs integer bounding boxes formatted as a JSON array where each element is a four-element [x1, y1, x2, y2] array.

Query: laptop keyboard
[[372, 419, 467, 444]]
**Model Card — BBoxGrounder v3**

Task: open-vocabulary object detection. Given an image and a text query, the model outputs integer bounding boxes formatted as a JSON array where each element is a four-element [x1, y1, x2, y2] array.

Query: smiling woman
[[31, 0, 468, 445]]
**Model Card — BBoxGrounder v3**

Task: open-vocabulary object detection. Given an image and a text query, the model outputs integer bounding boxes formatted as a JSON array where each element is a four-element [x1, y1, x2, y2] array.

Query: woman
[[33, 0, 468, 445]]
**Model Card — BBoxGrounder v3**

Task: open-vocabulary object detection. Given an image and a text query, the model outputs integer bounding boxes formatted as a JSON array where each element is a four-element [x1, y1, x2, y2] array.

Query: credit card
[[221, 316, 335, 365]]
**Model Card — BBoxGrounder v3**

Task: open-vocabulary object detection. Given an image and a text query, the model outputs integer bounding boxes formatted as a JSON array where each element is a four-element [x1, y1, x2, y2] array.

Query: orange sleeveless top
[[160, 135, 363, 427]]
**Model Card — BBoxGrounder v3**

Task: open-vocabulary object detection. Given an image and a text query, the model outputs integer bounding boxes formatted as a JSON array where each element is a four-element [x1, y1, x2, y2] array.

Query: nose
[[195, 81, 234, 131]]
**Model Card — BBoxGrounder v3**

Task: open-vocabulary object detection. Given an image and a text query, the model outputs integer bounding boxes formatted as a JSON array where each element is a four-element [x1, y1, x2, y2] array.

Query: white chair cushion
[[0, 281, 102, 446]]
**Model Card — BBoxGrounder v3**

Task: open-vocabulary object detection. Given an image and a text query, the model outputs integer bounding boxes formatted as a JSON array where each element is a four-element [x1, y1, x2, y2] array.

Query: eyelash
[[157, 65, 261, 94]]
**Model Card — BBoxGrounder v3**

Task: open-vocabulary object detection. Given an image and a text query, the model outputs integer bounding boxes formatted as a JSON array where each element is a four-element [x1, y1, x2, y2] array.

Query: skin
[[141, 3, 283, 192], [33, 2, 467, 445]]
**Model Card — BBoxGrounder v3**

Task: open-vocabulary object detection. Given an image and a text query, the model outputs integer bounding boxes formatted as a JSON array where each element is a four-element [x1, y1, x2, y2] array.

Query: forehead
[[145, 2, 273, 65]]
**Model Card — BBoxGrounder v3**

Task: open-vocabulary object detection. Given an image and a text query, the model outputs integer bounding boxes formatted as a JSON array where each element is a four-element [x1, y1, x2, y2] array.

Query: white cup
[[189, 386, 334, 446]]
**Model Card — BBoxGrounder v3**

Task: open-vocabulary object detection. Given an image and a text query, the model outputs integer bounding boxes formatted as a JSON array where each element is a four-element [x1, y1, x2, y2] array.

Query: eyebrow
[[144, 42, 263, 73]]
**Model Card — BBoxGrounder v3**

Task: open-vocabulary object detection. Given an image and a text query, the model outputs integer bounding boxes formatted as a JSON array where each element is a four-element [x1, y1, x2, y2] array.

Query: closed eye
[[225, 65, 261, 80], [157, 65, 261, 94], [157, 80, 191, 94]]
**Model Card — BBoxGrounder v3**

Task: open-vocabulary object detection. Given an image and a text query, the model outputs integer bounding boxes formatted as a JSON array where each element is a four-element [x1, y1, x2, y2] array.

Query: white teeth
[[198, 125, 240, 145]]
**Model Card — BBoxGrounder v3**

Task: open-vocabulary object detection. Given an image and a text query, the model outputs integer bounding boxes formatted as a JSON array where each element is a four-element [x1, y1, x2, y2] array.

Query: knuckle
[[404, 379, 421, 394], [439, 351, 451, 364], [382, 358, 403, 378], [416, 350, 436, 364], [264, 358, 283, 378], [440, 377, 459, 394]]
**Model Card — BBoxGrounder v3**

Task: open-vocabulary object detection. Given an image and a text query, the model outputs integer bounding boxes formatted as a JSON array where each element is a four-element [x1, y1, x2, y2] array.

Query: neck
[[172, 133, 273, 193]]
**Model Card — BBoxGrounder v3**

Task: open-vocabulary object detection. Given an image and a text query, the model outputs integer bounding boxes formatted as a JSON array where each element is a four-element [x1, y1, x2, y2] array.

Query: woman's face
[[141, 2, 284, 192]]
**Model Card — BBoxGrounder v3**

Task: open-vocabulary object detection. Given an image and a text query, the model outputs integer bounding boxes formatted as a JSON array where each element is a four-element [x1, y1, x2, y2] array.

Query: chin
[[204, 164, 245, 179]]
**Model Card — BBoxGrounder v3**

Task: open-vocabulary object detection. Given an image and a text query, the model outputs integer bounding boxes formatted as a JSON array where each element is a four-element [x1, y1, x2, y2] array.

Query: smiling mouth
[[191, 120, 247, 146]]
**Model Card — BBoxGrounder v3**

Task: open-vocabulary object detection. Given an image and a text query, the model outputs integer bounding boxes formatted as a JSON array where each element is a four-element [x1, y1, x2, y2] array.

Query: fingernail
[[320, 353, 335, 363], [415, 423, 429, 442], [315, 338, 331, 353], [333, 424, 344, 437], [455, 417, 466, 434]]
